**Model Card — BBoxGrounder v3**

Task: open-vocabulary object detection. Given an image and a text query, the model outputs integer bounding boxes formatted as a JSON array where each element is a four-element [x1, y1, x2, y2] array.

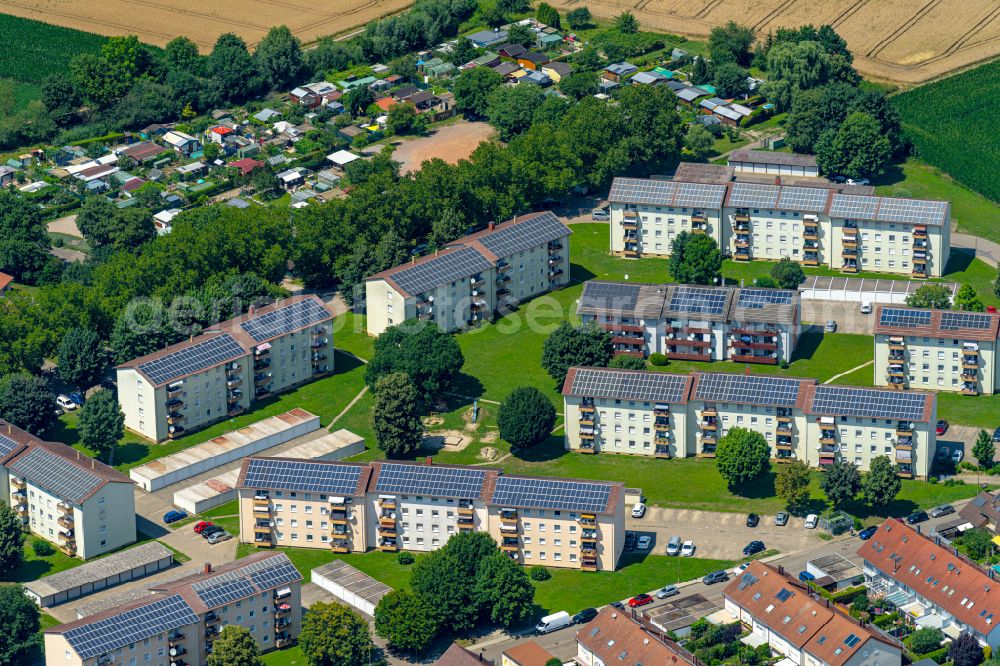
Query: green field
[[891, 60, 1000, 203]]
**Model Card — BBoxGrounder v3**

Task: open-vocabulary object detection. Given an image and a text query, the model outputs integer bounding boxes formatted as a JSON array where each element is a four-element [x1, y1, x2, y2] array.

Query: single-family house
[[957, 490, 1000, 534], [493, 61, 522, 78], [229, 157, 264, 177], [175, 161, 207, 180], [120, 178, 146, 196], [276, 168, 305, 190], [541, 61, 572, 82], [501, 641, 557, 666], [153, 208, 182, 235], [406, 91, 438, 110], [517, 52, 550, 70], [630, 70, 667, 86], [0, 272, 12, 297], [0, 166, 15, 187], [497, 43, 526, 59], [603, 62, 638, 82], [467, 29, 508, 48], [162, 131, 200, 155], [253, 108, 281, 123], [326, 150, 361, 171], [206, 126, 234, 145], [290, 81, 337, 107]]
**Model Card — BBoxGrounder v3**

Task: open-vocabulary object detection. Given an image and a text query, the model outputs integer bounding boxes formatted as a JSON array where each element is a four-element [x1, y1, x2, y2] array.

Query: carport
[[643, 594, 719, 635], [311, 560, 391, 617], [805, 553, 862, 589], [799, 276, 958, 304]]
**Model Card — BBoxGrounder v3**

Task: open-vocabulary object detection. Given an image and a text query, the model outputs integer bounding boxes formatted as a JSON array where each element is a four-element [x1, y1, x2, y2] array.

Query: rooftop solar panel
[[193, 572, 257, 609], [736, 288, 794, 309], [492, 476, 612, 513], [375, 463, 486, 499], [879, 308, 932, 328], [777, 186, 829, 212], [0, 433, 18, 459], [579, 282, 640, 312], [829, 194, 879, 221], [608, 177, 677, 206], [667, 286, 728, 315], [243, 458, 363, 495], [939, 311, 993, 331], [810, 385, 928, 420], [62, 594, 199, 659], [693, 373, 803, 407], [240, 298, 330, 343], [675, 182, 728, 209], [729, 182, 779, 209], [876, 198, 948, 226], [245, 554, 301, 591], [136, 333, 245, 386], [388, 247, 492, 297], [9, 447, 102, 502], [569, 368, 688, 403], [478, 212, 568, 258]]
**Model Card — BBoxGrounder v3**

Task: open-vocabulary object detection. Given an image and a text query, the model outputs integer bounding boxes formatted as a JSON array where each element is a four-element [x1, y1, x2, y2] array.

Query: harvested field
[[0, 0, 414, 49], [391, 121, 495, 175], [548, 0, 1000, 84]]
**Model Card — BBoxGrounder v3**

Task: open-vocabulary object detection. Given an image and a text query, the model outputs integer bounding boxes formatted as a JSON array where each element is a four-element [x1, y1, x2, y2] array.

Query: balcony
[[776, 410, 792, 424], [329, 511, 349, 526], [577, 441, 596, 454], [776, 424, 793, 437], [775, 439, 793, 450], [330, 539, 350, 553], [912, 225, 927, 238], [254, 358, 272, 371], [548, 255, 562, 265], [691, 221, 708, 235], [897, 464, 914, 479], [497, 261, 511, 273], [166, 398, 184, 410], [911, 266, 928, 278], [734, 237, 750, 249], [548, 241, 562, 252], [58, 501, 73, 515], [378, 539, 398, 552], [700, 419, 718, 430], [841, 247, 858, 259], [820, 433, 837, 445], [962, 383, 979, 396], [842, 263, 859, 274], [457, 515, 475, 531], [842, 236, 858, 249], [895, 438, 912, 450], [962, 358, 979, 370], [10, 477, 25, 489], [888, 337, 906, 351], [886, 365, 906, 378], [168, 632, 185, 645], [579, 398, 595, 413], [254, 531, 273, 545], [57, 515, 74, 529], [549, 268, 564, 279], [802, 254, 820, 266], [578, 412, 594, 427], [655, 445, 670, 459], [699, 444, 716, 458], [59, 542, 76, 557], [169, 646, 186, 657], [803, 229, 819, 242], [275, 633, 293, 649], [310, 337, 330, 349], [734, 249, 751, 261], [667, 350, 711, 361], [501, 509, 519, 523], [702, 407, 717, 417], [500, 538, 520, 552], [167, 383, 183, 398], [205, 611, 220, 624], [578, 513, 597, 526]]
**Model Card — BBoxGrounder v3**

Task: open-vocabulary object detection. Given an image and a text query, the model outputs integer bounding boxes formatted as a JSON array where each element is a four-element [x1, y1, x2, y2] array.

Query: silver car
[[207, 530, 232, 544], [591, 208, 610, 221], [928, 504, 955, 518], [666, 535, 682, 556]]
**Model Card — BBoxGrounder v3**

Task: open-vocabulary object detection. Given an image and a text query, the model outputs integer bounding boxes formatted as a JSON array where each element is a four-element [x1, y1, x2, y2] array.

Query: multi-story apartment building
[[1, 420, 135, 559], [45, 553, 303, 666], [561, 369, 936, 477], [237, 458, 625, 572], [723, 561, 901, 666], [859, 520, 1000, 650], [873, 305, 999, 395], [364, 211, 572, 336], [608, 172, 951, 278], [577, 281, 801, 364], [116, 295, 334, 443], [575, 607, 698, 666]]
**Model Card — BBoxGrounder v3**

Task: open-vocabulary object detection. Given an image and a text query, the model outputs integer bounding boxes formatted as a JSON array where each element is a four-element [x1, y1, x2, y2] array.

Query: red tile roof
[[0, 271, 12, 291], [229, 157, 265, 176], [501, 641, 556, 666], [576, 607, 696, 665], [435, 642, 491, 665]]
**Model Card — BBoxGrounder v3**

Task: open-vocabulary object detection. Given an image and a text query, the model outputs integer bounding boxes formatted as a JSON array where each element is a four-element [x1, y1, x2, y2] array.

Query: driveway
[[801, 300, 875, 333], [626, 507, 822, 561]]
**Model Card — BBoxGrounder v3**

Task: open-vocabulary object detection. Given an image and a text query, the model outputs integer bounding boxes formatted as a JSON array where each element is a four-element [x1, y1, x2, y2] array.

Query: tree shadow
[[450, 373, 485, 400], [871, 162, 906, 188], [48, 418, 80, 447], [7, 557, 54, 583], [114, 441, 151, 467], [842, 497, 917, 520], [729, 470, 777, 500], [790, 327, 823, 363], [511, 433, 567, 463]]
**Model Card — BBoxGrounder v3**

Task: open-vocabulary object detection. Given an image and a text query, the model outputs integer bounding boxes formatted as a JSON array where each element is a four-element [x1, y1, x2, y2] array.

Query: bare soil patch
[[393, 121, 495, 175], [423, 429, 470, 452]]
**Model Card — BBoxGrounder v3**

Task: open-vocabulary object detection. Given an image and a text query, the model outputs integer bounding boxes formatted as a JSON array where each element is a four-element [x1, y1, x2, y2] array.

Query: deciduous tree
[[474, 552, 535, 627], [411, 532, 497, 633], [566, 7, 593, 29], [613, 11, 639, 34], [815, 112, 891, 180], [487, 84, 546, 141], [860, 455, 901, 510], [497, 386, 556, 448], [374, 590, 439, 656], [962, 527, 993, 560], [0, 373, 55, 436], [78, 389, 125, 465], [819, 460, 860, 508], [609, 354, 646, 370], [371, 373, 423, 458], [58, 327, 106, 392], [0, 584, 38, 664], [716, 427, 771, 487], [0, 189, 50, 284], [0, 503, 25, 576], [709, 21, 755, 66], [908, 627, 944, 655], [948, 632, 983, 666], [905, 283, 952, 309], [541, 322, 613, 384], [206, 626, 263, 666], [712, 62, 749, 98], [668, 232, 723, 285], [775, 460, 811, 511], [300, 602, 374, 666], [559, 71, 599, 99], [536, 2, 561, 28], [972, 429, 995, 470], [255, 25, 304, 91], [507, 24, 535, 48], [208, 33, 261, 103], [365, 322, 464, 401], [770, 258, 805, 289], [953, 284, 985, 312]]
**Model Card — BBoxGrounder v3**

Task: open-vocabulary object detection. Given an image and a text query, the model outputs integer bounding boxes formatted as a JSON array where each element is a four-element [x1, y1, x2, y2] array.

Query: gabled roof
[[576, 607, 696, 665], [802, 383, 935, 422], [577, 280, 669, 320], [563, 367, 692, 404], [436, 642, 491, 665], [729, 149, 817, 168], [958, 491, 1000, 530], [501, 640, 556, 666], [0, 271, 13, 291], [690, 373, 814, 409], [873, 305, 1000, 342], [609, 176, 728, 209]]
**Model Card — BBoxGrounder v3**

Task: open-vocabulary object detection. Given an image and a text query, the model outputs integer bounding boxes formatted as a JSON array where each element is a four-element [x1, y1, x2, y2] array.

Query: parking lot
[[626, 507, 823, 561]]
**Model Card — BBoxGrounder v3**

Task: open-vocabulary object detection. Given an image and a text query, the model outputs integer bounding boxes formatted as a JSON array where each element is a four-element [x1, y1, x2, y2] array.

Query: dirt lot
[[0, 0, 413, 49], [548, 0, 1000, 84], [391, 120, 495, 175]]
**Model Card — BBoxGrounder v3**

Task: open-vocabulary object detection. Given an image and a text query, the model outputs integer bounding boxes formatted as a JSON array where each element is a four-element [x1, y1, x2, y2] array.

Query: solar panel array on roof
[[0, 433, 18, 459], [829, 194, 879, 220], [9, 447, 101, 502], [668, 286, 727, 315], [569, 368, 688, 403], [608, 177, 677, 206], [810, 385, 927, 420], [492, 476, 611, 513], [478, 212, 567, 258], [137, 333, 245, 386], [580, 282, 640, 311], [876, 198, 948, 225], [243, 458, 362, 495], [375, 463, 486, 499], [192, 572, 257, 609], [879, 308, 932, 328], [736, 289, 794, 309], [778, 186, 829, 212], [730, 182, 778, 209], [939, 311, 993, 331], [388, 247, 492, 297], [676, 182, 727, 209], [245, 554, 300, 590], [62, 594, 198, 659], [240, 298, 330, 343], [694, 374, 803, 407]]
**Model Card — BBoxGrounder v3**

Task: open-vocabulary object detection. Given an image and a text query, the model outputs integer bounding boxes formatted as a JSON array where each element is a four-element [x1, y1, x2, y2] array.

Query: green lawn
[[936, 393, 1000, 430], [236, 543, 413, 588], [262, 645, 307, 665], [6, 540, 82, 583], [202, 499, 239, 518]]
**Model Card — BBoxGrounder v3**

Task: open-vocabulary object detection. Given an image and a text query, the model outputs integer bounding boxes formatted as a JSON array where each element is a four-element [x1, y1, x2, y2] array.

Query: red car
[[193, 521, 214, 534], [936, 420, 948, 436], [628, 593, 653, 608]]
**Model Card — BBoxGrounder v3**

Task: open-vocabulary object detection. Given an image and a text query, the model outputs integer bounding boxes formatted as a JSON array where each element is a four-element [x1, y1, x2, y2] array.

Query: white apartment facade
[[608, 172, 950, 278], [116, 295, 334, 443], [577, 281, 801, 365], [1, 420, 135, 559], [873, 305, 1000, 395], [561, 369, 936, 477], [45, 553, 303, 666], [364, 211, 572, 336], [237, 458, 625, 572]]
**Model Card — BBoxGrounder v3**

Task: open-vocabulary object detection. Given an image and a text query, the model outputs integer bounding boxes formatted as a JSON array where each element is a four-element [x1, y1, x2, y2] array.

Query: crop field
[[0, 13, 106, 83], [892, 59, 1000, 203], [548, 0, 1000, 84], [0, 0, 413, 50]]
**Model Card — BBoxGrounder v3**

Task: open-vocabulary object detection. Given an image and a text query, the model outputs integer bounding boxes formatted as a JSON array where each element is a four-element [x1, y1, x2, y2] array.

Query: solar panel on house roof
[[876, 198, 947, 225], [375, 463, 486, 499], [810, 385, 927, 420], [580, 282, 640, 311], [879, 308, 932, 328], [939, 311, 993, 331], [736, 289, 793, 309], [675, 182, 727, 208], [608, 177, 676, 206], [693, 374, 802, 407], [668, 286, 727, 315], [193, 572, 257, 609], [777, 186, 829, 212], [240, 299, 330, 343], [245, 554, 300, 590], [478, 212, 567, 258], [729, 182, 779, 209], [9, 447, 101, 502], [388, 247, 492, 296], [829, 194, 879, 220], [0, 433, 18, 459], [62, 594, 199, 659], [569, 368, 688, 403], [243, 458, 362, 495], [137, 333, 245, 386], [492, 476, 611, 513]]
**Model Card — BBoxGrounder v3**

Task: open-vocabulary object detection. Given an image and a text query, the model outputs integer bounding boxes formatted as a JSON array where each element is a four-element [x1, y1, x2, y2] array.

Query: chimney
[[203, 562, 212, 574], [77, 450, 81, 459], [248, 305, 256, 317], [778, 565, 784, 575], [488, 221, 495, 231], [774, 176, 781, 186], [91, 459, 95, 469], [425, 456, 433, 465]]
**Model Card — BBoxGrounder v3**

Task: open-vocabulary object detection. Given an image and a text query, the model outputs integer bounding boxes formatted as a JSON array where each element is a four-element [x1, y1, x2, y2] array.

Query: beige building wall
[[76, 482, 136, 560], [364, 279, 412, 336], [685, 401, 808, 463], [610, 202, 722, 256], [238, 488, 366, 551], [874, 334, 997, 394], [802, 415, 932, 478], [721, 207, 814, 263], [829, 218, 949, 278], [563, 395, 688, 459]]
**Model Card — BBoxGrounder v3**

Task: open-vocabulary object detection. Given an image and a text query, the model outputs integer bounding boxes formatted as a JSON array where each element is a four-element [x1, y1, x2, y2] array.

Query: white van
[[535, 610, 572, 634]]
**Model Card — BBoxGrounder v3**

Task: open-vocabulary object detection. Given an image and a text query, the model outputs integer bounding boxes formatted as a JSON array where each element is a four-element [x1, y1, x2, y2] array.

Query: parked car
[[68, 392, 85, 406], [746, 513, 760, 528], [703, 571, 729, 585], [666, 535, 682, 556], [610, 601, 625, 610], [732, 562, 751, 576], [929, 504, 955, 518], [743, 540, 765, 557], [804, 514, 819, 529], [207, 530, 232, 544], [624, 532, 637, 551], [993, 426, 1000, 443], [774, 512, 789, 527], [628, 593, 654, 608], [573, 607, 598, 624], [798, 571, 816, 583], [636, 535, 652, 550], [680, 540, 696, 557], [859, 302, 872, 314], [193, 521, 214, 534], [847, 178, 870, 186], [655, 585, 679, 599], [591, 208, 610, 221], [952, 449, 964, 464], [163, 510, 187, 524], [201, 525, 225, 538], [830, 175, 847, 183], [936, 419, 949, 436], [56, 395, 77, 411], [824, 320, 837, 333], [858, 526, 878, 540], [906, 510, 929, 525], [631, 503, 646, 518], [535, 611, 572, 634]]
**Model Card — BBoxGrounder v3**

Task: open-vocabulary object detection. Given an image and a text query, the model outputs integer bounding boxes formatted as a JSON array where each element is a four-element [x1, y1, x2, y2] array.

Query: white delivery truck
[[535, 610, 572, 634]]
